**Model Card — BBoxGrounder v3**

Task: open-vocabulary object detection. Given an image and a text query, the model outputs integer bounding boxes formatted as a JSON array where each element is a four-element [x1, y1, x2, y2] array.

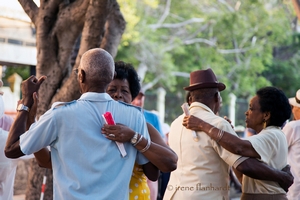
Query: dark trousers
[[157, 172, 170, 200]]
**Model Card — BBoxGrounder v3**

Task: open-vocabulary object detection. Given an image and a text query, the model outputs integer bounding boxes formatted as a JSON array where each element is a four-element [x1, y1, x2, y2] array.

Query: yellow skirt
[[129, 163, 150, 200]]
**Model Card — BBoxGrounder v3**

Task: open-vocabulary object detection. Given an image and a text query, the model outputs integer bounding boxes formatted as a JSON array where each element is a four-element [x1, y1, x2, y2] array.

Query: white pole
[[156, 87, 166, 123], [40, 175, 47, 200], [229, 93, 236, 127]]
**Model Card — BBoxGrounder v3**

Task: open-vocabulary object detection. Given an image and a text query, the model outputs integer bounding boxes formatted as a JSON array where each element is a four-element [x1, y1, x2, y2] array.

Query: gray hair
[[80, 48, 115, 85]]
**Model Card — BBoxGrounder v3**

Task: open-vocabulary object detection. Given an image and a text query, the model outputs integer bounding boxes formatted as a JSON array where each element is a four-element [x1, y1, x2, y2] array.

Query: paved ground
[[230, 187, 241, 200], [14, 190, 241, 200], [14, 194, 241, 200]]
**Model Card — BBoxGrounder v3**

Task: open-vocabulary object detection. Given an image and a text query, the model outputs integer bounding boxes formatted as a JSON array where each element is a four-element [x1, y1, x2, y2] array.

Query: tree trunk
[[17, 0, 126, 199], [292, 0, 300, 21], [25, 159, 53, 200]]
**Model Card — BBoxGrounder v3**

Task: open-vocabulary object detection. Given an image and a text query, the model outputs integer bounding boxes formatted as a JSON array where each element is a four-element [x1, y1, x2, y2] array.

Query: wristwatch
[[17, 104, 30, 112], [131, 132, 139, 144]]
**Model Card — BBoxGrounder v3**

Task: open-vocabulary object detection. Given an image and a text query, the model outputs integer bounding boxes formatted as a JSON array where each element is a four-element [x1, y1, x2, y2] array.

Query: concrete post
[[229, 93, 236, 127], [156, 87, 166, 123]]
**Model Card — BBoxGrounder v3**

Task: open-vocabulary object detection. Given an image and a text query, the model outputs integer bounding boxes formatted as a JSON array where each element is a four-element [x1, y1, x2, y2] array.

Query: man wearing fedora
[[282, 89, 300, 200], [163, 68, 294, 200]]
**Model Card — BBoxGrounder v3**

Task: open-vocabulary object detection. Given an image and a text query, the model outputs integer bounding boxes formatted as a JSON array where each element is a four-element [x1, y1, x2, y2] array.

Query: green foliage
[[117, 0, 297, 123], [1, 65, 30, 86], [2, 0, 297, 125], [118, 0, 141, 46], [264, 48, 300, 97]]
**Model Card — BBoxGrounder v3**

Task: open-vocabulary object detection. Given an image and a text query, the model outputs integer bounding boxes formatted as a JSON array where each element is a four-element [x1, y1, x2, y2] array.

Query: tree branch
[[184, 38, 216, 46], [142, 75, 162, 92], [161, 36, 216, 53], [35, 0, 71, 115], [42, 1, 90, 109], [59, 0, 89, 25], [156, 0, 172, 25], [233, 38, 241, 65], [18, 0, 38, 25], [217, 47, 252, 54], [100, 1, 126, 58], [80, 0, 114, 51], [35, 0, 62, 69], [171, 71, 190, 78], [292, 0, 300, 21], [217, 0, 235, 12], [149, 18, 204, 29], [136, 63, 148, 83], [51, 0, 115, 103], [186, 22, 211, 40], [54, 0, 89, 68]]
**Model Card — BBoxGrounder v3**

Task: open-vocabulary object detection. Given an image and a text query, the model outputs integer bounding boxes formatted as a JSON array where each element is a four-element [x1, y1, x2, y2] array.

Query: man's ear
[[79, 69, 86, 83], [188, 96, 192, 104], [214, 92, 219, 103]]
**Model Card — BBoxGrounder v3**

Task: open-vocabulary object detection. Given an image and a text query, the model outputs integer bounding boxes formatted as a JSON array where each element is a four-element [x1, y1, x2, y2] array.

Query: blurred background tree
[[115, 0, 299, 124], [3, 0, 298, 125]]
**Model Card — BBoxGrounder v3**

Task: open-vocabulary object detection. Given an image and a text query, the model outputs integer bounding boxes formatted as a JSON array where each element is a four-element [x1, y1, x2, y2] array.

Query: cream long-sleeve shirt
[[164, 102, 242, 200]]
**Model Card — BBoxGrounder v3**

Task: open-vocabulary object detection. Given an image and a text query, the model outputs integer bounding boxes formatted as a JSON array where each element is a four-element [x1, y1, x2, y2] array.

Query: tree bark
[[16, 0, 126, 199], [52, 0, 126, 103], [100, 1, 126, 57], [292, 0, 300, 21]]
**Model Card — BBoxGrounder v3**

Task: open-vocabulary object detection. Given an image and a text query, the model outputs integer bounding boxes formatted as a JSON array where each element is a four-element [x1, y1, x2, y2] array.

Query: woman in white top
[[182, 86, 292, 200]]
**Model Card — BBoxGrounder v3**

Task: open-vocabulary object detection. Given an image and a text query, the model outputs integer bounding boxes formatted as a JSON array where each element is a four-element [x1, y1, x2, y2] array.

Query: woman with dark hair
[[104, 61, 177, 200], [182, 86, 291, 200], [109, 61, 141, 102]]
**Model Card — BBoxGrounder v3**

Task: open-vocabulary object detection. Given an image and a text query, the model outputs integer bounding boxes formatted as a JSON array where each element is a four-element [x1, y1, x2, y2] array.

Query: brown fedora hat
[[184, 68, 226, 91]]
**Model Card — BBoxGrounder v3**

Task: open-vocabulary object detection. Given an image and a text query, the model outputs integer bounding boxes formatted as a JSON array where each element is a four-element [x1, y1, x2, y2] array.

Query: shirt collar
[[79, 92, 114, 102], [264, 126, 281, 130], [189, 102, 215, 114]]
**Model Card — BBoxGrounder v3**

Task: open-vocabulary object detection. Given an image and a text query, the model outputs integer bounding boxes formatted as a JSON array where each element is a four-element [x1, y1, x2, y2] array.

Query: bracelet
[[133, 135, 143, 146], [208, 126, 216, 134], [216, 129, 224, 143], [139, 139, 151, 153]]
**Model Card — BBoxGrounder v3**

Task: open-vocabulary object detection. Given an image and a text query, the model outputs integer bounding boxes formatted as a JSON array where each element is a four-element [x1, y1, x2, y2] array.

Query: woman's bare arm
[[102, 123, 178, 173], [183, 115, 260, 158]]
